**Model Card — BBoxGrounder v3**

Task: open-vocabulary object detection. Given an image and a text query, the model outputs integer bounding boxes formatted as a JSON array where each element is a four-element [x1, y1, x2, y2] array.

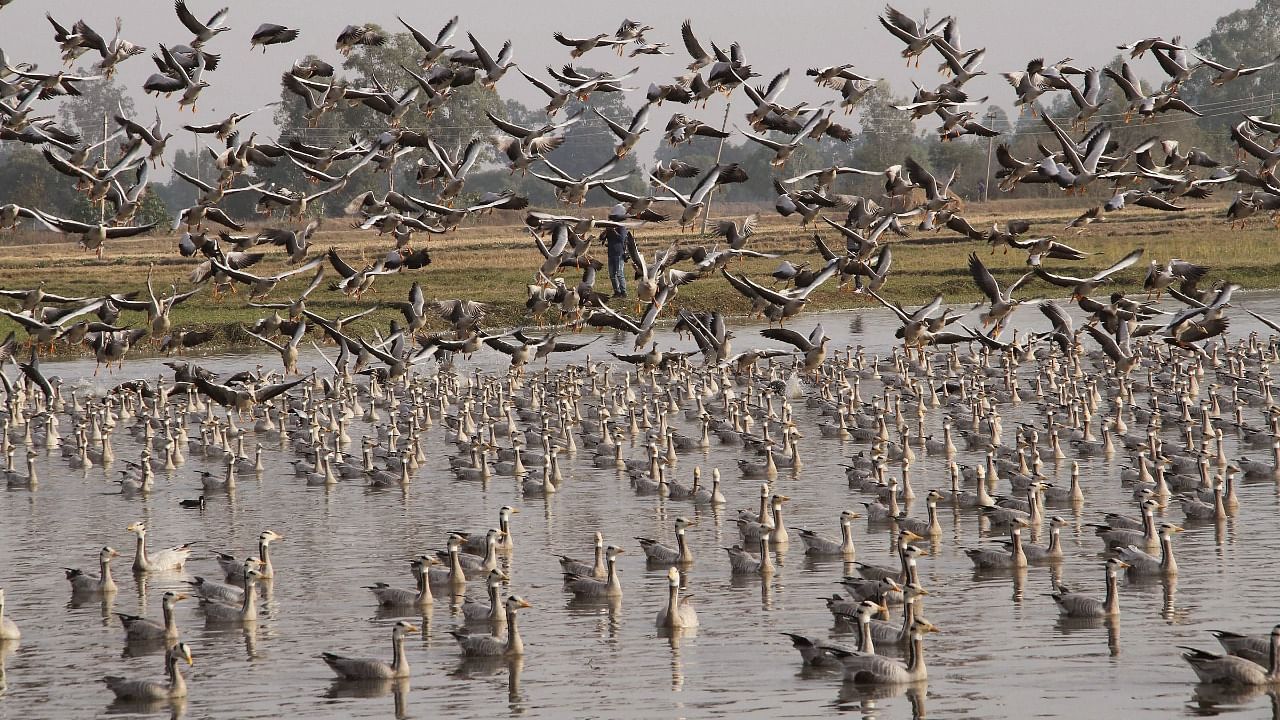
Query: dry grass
[[0, 199, 1275, 358]]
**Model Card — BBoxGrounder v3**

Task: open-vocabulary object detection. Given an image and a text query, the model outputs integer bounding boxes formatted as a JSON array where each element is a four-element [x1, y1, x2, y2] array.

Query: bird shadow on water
[[325, 677, 410, 720], [104, 695, 187, 719], [1053, 615, 1121, 657], [451, 656, 524, 707], [0, 639, 16, 695], [833, 683, 926, 719], [660, 628, 696, 691], [1185, 684, 1279, 719]]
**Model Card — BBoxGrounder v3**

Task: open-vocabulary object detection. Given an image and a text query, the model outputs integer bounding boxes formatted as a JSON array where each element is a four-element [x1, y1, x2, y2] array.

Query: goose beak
[[404, 623, 421, 634]]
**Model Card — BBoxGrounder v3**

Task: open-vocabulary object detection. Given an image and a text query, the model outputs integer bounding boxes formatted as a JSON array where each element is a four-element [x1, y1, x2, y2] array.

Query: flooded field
[[2, 295, 1280, 720]]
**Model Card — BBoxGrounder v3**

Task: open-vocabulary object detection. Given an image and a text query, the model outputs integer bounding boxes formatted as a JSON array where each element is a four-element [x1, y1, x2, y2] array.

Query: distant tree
[[1182, 0, 1280, 155], [0, 144, 85, 219], [57, 75, 136, 142], [268, 33, 512, 215], [927, 137, 986, 201], [851, 83, 916, 171], [538, 73, 643, 203]]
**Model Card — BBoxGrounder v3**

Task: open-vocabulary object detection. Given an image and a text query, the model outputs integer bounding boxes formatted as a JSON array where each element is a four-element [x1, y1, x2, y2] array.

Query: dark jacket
[[601, 226, 631, 261]]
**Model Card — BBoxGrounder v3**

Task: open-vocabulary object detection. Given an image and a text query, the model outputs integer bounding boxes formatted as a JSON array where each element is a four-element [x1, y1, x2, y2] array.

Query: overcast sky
[[0, 0, 1254, 163]]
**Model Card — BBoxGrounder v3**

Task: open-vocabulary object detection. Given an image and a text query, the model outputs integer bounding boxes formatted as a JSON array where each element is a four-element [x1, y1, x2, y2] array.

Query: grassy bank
[[0, 199, 1272, 359]]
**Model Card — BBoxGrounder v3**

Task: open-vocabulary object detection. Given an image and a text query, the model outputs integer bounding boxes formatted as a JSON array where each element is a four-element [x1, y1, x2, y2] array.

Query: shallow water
[[3, 291, 1280, 719]]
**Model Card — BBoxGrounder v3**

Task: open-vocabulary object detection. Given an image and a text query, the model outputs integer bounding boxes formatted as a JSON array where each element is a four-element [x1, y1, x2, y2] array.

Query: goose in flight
[[1034, 248, 1144, 299], [649, 164, 722, 227], [212, 255, 325, 300], [174, 0, 230, 48], [250, 23, 299, 51], [968, 252, 1034, 329], [880, 5, 945, 67]]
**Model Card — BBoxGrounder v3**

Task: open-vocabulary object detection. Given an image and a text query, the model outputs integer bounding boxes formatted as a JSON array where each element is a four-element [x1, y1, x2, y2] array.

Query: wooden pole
[[99, 113, 108, 223], [699, 101, 732, 234], [983, 110, 997, 204]]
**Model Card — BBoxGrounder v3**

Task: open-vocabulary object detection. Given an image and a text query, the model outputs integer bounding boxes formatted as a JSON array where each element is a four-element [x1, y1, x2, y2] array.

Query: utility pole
[[99, 113, 108, 223], [193, 131, 201, 204], [699, 100, 732, 235], [982, 109, 997, 204]]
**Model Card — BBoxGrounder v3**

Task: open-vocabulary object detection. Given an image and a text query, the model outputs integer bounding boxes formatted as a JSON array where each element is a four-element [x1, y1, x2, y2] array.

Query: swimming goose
[[0, 589, 20, 641], [1089, 499, 1160, 550], [103, 642, 193, 701], [831, 578, 902, 614], [443, 529, 502, 573], [829, 617, 940, 685], [787, 600, 883, 666], [126, 522, 192, 573], [1211, 629, 1276, 667], [558, 532, 607, 579], [739, 493, 790, 545], [117, 591, 188, 643], [461, 569, 509, 626], [797, 510, 860, 559], [894, 490, 942, 538], [565, 545, 624, 597], [1115, 523, 1183, 576], [862, 478, 900, 520], [856, 584, 928, 645], [738, 483, 773, 528], [1009, 516, 1066, 563], [737, 444, 777, 479], [460, 506, 518, 556], [1180, 625, 1280, 685], [1196, 466, 1239, 513], [855, 529, 925, 582], [637, 517, 695, 565], [984, 481, 1044, 527], [655, 567, 698, 629], [4, 450, 37, 489], [451, 596, 531, 657], [187, 559, 260, 604], [1051, 558, 1129, 617], [965, 521, 1029, 569], [691, 468, 727, 505], [201, 569, 260, 624], [217, 530, 284, 579], [847, 600, 886, 654], [1180, 482, 1226, 522], [427, 536, 468, 589], [66, 547, 120, 596], [322, 621, 419, 680], [367, 557, 435, 608], [726, 534, 774, 576], [785, 631, 846, 667]]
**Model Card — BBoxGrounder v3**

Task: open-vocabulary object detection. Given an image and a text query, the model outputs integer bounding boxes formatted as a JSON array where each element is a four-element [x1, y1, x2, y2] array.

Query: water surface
[[3, 292, 1280, 719]]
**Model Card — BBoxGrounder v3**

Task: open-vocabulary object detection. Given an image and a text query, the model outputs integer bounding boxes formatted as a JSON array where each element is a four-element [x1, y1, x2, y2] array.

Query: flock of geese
[[3, 2, 1280, 717]]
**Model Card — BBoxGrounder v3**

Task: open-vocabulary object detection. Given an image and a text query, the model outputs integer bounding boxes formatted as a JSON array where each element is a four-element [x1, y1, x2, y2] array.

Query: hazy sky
[[0, 0, 1254, 163]]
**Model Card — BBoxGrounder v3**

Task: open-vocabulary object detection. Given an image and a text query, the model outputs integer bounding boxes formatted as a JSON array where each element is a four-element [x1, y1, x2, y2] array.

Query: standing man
[[601, 204, 631, 299]]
